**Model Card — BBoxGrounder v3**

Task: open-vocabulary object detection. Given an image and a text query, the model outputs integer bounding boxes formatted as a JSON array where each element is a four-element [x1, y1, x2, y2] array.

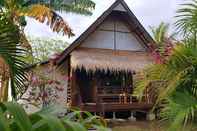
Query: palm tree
[[135, 1, 197, 130], [0, 13, 27, 101], [150, 22, 176, 46], [0, 0, 95, 101], [0, 0, 95, 47], [149, 22, 176, 64], [176, 0, 197, 37], [136, 41, 197, 131]]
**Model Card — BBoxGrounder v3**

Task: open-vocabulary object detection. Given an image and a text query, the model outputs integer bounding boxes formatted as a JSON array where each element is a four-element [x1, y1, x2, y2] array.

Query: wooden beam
[[98, 29, 131, 33]]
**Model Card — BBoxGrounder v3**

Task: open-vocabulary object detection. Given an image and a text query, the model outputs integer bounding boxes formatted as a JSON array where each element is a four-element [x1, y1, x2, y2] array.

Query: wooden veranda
[[69, 69, 153, 116]]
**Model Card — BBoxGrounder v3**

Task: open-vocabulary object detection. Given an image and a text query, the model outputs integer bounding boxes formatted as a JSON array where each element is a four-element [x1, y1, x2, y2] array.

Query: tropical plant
[[25, 0, 96, 15], [0, 0, 95, 50], [150, 22, 176, 46], [0, 102, 108, 131], [176, 0, 197, 37], [136, 40, 197, 131], [0, 13, 28, 101], [0, 0, 95, 101], [135, 1, 197, 129], [149, 22, 176, 64], [21, 66, 65, 109]]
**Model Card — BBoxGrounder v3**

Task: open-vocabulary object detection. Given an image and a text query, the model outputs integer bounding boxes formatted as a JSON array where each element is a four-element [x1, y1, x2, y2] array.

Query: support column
[[146, 112, 155, 121], [71, 70, 81, 107], [113, 112, 116, 120], [129, 111, 136, 121]]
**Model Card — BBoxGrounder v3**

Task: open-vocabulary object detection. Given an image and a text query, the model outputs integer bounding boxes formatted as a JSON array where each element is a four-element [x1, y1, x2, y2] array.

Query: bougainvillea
[[22, 60, 65, 109], [149, 38, 175, 64], [28, 75, 64, 108]]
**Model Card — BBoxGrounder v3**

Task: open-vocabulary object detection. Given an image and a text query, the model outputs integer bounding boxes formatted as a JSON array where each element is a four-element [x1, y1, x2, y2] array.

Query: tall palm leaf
[[149, 22, 176, 64], [1, 0, 95, 37], [160, 90, 197, 131], [150, 22, 177, 46], [0, 14, 28, 100], [150, 22, 170, 45], [24, 0, 95, 15], [176, 0, 197, 37]]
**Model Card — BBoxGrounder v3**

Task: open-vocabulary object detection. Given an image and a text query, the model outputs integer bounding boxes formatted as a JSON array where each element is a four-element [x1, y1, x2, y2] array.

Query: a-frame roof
[[57, 0, 154, 65]]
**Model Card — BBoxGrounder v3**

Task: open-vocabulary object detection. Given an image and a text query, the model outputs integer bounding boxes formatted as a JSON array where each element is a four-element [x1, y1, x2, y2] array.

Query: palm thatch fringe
[[70, 48, 153, 72]]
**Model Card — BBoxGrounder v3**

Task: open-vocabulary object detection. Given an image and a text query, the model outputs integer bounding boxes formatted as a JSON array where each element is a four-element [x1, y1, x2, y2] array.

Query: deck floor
[[80, 102, 153, 112]]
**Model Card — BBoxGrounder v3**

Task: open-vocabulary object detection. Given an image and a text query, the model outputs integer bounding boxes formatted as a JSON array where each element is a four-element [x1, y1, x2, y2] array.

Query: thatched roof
[[57, 0, 154, 65], [71, 48, 153, 72]]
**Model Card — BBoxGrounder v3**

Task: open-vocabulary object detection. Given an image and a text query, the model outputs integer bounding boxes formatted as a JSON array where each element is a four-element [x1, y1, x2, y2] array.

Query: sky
[[25, 0, 184, 43]]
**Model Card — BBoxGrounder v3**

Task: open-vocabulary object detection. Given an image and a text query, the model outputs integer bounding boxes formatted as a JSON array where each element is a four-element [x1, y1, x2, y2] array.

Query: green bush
[[0, 102, 108, 131]]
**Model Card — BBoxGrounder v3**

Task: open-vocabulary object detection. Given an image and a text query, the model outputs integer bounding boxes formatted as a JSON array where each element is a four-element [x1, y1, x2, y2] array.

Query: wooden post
[[70, 69, 76, 107], [113, 112, 116, 120], [71, 70, 82, 107], [92, 77, 98, 103], [67, 56, 72, 106]]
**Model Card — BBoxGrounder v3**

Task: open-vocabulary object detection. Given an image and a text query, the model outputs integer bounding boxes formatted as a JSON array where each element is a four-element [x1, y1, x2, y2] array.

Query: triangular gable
[[80, 11, 147, 51], [113, 3, 126, 12], [57, 0, 154, 65]]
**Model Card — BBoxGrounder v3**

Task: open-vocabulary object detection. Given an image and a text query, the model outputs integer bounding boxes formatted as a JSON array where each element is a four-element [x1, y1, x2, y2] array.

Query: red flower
[[48, 80, 54, 85]]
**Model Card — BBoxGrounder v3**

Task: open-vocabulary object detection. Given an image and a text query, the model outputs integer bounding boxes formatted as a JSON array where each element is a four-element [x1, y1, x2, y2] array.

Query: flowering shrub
[[22, 63, 66, 109], [149, 39, 175, 64]]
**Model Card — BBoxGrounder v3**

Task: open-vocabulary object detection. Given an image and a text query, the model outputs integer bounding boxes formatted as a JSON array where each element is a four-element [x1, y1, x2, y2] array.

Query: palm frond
[[18, 4, 74, 37], [150, 22, 171, 45], [175, 0, 197, 37], [0, 14, 28, 100], [24, 0, 95, 15], [160, 90, 197, 131], [136, 39, 197, 130]]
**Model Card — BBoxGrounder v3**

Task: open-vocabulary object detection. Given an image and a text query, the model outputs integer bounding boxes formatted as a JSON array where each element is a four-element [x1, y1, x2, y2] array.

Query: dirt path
[[109, 120, 164, 131]]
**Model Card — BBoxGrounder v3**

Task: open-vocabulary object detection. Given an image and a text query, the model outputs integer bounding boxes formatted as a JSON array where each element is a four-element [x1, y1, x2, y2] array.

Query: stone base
[[146, 112, 155, 121], [129, 112, 136, 121]]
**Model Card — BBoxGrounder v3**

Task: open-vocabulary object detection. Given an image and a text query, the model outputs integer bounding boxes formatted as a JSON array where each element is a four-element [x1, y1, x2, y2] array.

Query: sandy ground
[[108, 120, 164, 131]]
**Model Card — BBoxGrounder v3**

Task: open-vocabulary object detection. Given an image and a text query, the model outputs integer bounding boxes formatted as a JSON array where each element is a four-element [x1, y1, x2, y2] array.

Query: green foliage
[[0, 0, 95, 101], [136, 2, 197, 130], [0, 13, 28, 100], [160, 90, 197, 131], [25, 0, 95, 15], [176, 0, 197, 37], [27, 37, 69, 63], [136, 41, 197, 130], [150, 22, 171, 45], [0, 102, 108, 131]]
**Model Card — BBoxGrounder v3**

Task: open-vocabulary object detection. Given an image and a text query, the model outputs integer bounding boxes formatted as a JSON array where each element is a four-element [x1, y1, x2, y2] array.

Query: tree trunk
[[0, 77, 9, 102]]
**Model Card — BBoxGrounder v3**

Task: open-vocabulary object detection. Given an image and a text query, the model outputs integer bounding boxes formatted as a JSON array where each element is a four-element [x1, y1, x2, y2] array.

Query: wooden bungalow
[[27, 0, 155, 119], [56, 0, 155, 118]]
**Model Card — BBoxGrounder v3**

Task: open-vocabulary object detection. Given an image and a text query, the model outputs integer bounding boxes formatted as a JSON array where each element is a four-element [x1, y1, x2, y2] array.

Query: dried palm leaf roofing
[[71, 48, 153, 72]]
